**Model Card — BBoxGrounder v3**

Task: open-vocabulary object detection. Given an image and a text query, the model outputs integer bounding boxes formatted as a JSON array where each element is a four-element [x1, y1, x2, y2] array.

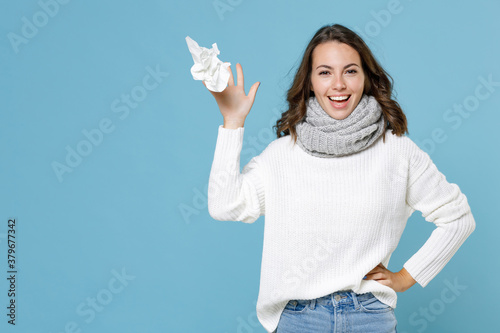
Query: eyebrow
[[315, 63, 360, 70]]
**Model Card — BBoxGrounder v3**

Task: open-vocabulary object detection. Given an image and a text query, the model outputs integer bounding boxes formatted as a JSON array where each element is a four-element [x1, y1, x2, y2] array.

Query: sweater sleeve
[[402, 142, 476, 288], [207, 125, 265, 224]]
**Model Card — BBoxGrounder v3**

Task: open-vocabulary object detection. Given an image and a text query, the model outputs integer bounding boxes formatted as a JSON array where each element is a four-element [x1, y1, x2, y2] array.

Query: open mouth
[[328, 95, 351, 102], [328, 95, 351, 108]]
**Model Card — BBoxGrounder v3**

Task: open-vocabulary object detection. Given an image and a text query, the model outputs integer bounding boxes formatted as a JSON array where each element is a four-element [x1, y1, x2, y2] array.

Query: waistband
[[319, 290, 374, 302], [289, 290, 375, 310]]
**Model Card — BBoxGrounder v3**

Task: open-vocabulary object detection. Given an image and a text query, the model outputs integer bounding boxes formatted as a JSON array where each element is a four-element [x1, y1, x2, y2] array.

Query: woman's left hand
[[364, 263, 417, 292]]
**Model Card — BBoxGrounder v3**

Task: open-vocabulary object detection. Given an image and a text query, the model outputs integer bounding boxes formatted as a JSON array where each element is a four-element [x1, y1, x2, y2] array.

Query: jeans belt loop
[[310, 298, 316, 310], [351, 291, 360, 310]]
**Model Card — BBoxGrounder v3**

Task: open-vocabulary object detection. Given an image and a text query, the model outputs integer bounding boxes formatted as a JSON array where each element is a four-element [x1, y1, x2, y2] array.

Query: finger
[[376, 279, 390, 287], [377, 263, 386, 269], [248, 81, 260, 100], [236, 63, 244, 88], [365, 272, 385, 280], [227, 65, 235, 86]]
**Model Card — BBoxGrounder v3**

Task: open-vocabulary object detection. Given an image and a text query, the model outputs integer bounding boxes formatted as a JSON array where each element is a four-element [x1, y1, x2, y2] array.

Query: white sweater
[[207, 124, 475, 333]]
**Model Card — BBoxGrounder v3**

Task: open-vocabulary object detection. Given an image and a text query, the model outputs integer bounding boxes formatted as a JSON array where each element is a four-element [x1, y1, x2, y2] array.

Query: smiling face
[[310, 41, 365, 120]]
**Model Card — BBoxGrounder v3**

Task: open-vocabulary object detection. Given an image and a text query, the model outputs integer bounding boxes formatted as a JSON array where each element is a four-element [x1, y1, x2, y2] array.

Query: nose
[[332, 74, 346, 90]]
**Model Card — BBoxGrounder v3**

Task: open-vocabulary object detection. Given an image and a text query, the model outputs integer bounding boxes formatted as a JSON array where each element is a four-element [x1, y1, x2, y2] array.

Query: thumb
[[248, 81, 261, 100]]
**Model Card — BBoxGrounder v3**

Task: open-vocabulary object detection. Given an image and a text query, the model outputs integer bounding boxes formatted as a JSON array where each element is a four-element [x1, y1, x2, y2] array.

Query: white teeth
[[329, 95, 349, 101]]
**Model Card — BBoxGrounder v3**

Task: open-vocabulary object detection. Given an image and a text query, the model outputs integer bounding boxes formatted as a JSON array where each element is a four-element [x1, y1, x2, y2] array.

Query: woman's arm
[[205, 63, 265, 223], [402, 143, 476, 287], [207, 125, 265, 223]]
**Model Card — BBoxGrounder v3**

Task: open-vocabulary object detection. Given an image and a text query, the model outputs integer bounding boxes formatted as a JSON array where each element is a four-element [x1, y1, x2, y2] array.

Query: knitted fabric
[[295, 94, 386, 157], [208, 124, 475, 332]]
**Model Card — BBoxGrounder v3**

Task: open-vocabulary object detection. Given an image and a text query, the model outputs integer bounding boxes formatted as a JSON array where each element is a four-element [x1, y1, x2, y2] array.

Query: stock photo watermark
[[225, 234, 338, 332], [178, 107, 281, 224], [415, 74, 499, 155], [5, 219, 17, 325], [399, 277, 469, 333], [352, 0, 405, 40], [7, 0, 72, 54], [270, 235, 337, 301], [225, 299, 260, 333], [213, 0, 244, 21], [54, 267, 135, 333], [51, 64, 169, 183]]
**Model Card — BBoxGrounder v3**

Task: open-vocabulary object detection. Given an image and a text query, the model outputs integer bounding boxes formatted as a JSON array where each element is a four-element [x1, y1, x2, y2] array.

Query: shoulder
[[384, 131, 436, 180], [252, 134, 295, 163], [382, 130, 427, 158], [378, 131, 440, 188], [267, 134, 298, 154]]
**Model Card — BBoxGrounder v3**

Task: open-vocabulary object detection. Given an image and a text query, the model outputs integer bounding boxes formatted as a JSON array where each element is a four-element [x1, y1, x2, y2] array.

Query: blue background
[[1, 0, 498, 332]]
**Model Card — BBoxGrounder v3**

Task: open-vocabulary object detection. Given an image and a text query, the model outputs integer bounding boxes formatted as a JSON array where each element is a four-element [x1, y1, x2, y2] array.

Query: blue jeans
[[275, 290, 397, 333]]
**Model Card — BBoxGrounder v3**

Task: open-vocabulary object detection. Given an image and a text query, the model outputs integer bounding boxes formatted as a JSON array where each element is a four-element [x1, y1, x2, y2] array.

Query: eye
[[319, 71, 330, 75], [346, 69, 357, 74]]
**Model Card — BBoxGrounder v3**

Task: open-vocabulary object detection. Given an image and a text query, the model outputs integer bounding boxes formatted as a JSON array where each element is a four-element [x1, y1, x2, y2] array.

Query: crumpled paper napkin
[[185, 36, 231, 92]]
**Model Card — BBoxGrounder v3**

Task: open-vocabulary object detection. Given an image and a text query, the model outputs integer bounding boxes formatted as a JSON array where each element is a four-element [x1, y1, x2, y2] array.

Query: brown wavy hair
[[273, 24, 408, 144]]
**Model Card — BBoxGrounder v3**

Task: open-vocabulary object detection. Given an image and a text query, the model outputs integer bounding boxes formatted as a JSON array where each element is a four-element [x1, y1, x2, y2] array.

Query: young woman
[[205, 24, 475, 333]]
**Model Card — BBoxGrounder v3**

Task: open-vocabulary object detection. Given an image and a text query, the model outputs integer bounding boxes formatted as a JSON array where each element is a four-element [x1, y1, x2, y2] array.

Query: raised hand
[[203, 63, 260, 129]]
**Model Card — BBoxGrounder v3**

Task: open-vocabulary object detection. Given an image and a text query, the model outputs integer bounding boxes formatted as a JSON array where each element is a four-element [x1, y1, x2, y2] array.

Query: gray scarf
[[295, 94, 386, 158]]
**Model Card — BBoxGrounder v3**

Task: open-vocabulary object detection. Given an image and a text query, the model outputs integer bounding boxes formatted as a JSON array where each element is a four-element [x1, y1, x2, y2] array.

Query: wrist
[[397, 268, 417, 291], [223, 118, 245, 129]]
